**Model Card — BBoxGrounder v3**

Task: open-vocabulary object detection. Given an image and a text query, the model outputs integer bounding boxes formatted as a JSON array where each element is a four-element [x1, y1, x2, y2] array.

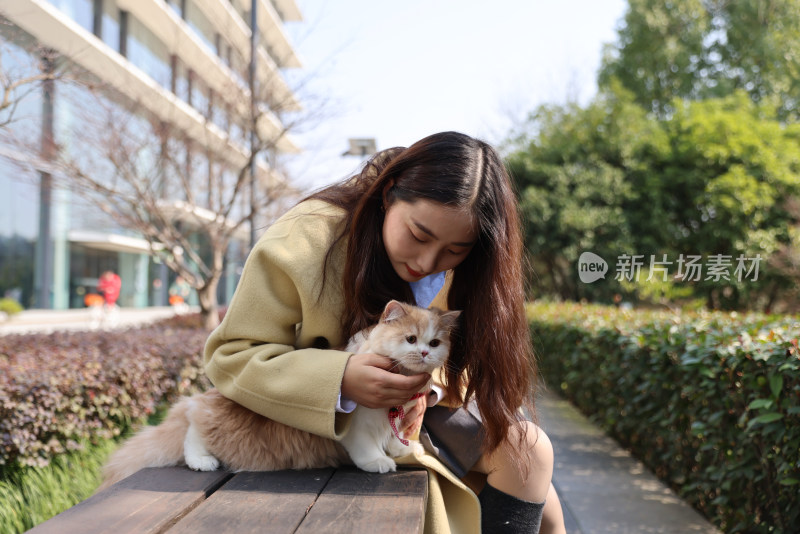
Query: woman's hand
[[341, 353, 430, 409], [399, 390, 434, 437]]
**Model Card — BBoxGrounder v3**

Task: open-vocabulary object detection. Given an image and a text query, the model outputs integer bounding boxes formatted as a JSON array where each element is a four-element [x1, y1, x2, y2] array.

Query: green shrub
[[529, 302, 799, 533], [0, 323, 211, 474], [0, 314, 214, 532], [0, 298, 23, 317]]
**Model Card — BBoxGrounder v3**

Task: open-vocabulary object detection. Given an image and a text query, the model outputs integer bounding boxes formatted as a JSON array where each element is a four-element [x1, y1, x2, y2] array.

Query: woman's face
[[383, 198, 478, 282]]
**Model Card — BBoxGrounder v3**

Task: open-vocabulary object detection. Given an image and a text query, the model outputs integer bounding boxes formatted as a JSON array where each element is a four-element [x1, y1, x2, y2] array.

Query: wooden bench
[[27, 466, 428, 534]]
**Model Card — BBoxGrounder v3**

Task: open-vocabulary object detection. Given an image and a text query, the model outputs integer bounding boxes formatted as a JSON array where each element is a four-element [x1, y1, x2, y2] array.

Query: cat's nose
[[421, 349, 429, 357]]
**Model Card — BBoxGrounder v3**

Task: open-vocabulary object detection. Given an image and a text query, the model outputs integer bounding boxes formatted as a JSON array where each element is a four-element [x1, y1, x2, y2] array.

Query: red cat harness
[[388, 393, 426, 446]]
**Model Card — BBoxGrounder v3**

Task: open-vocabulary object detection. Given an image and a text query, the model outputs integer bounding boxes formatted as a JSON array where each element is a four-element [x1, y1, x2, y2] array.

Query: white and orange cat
[[100, 300, 459, 489]]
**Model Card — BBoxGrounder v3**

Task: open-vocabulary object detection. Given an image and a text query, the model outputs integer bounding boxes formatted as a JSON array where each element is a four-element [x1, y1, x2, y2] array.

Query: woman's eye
[[430, 339, 440, 347], [408, 227, 426, 242], [406, 336, 417, 344]]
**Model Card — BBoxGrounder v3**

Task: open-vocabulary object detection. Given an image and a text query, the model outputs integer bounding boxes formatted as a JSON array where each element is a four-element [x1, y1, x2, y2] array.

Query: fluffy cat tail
[[98, 397, 192, 491]]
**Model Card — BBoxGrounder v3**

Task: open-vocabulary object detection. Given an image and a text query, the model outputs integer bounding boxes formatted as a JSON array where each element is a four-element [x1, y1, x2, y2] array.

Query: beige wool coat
[[204, 199, 482, 534]]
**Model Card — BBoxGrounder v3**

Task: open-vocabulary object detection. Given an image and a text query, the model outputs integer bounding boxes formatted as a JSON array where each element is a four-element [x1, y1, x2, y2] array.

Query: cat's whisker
[[387, 361, 404, 372], [439, 362, 463, 374]]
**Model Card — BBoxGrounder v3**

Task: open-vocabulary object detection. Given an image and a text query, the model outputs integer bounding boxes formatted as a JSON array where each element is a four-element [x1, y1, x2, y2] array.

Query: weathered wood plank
[[295, 467, 428, 534], [26, 467, 232, 534], [168, 469, 335, 534]]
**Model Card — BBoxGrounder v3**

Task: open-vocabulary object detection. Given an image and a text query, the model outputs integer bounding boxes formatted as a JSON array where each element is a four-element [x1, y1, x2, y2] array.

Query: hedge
[[0, 319, 212, 474], [529, 301, 800, 533]]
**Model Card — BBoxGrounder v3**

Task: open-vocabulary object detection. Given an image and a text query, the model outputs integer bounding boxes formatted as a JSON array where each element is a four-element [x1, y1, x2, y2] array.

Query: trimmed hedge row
[[0, 319, 211, 473], [529, 302, 799, 533]]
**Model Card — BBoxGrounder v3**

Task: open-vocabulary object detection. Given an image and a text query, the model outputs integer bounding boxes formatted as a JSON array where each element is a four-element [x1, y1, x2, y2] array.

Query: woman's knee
[[512, 421, 554, 484], [478, 421, 554, 471], [525, 422, 554, 472], [479, 421, 553, 502]]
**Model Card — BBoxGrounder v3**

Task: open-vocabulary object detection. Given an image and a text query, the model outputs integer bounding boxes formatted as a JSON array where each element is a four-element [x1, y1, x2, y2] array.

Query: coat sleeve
[[203, 201, 353, 440]]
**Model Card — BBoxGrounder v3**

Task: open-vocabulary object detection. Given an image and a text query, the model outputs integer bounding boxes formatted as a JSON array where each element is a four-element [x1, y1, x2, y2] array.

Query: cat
[[340, 301, 460, 473], [99, 300, 460, 489]]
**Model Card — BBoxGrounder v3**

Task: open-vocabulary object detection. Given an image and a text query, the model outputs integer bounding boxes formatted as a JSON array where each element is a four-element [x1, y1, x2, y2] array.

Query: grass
[[0, 403, 171, 534], [0, 439, 117, 533]]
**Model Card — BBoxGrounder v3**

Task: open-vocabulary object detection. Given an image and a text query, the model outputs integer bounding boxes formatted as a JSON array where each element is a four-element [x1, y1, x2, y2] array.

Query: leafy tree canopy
[[600, 0, 800, 120], [509, 88, 800, 310]]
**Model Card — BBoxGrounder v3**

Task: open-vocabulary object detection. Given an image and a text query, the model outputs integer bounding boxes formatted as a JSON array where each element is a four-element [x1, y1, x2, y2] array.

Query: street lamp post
[[249, 0, 258, 249]]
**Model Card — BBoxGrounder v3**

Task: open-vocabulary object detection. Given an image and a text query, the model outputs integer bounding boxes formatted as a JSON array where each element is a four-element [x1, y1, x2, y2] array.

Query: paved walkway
[[0, 306, 186, 335], [537, 391, 721, 533], [3, 307, 722, 532]]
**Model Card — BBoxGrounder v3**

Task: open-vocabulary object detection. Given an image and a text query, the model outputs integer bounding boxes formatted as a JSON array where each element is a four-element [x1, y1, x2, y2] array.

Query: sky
[[283, 0, 629, 190]]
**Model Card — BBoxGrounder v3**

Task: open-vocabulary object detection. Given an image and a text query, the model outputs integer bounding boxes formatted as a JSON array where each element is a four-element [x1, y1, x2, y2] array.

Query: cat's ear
[[440, 310, 462, 330], [381, 300, 408, 323]]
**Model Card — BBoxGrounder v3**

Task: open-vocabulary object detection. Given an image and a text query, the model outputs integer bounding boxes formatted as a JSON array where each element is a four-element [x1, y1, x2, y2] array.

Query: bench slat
[[26, 467, 232, 534], [167, 469, 335, 534], [295, 467, 428, 534]]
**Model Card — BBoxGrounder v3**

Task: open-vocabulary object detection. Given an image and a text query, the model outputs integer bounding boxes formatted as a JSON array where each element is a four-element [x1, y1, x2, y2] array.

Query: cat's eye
[[406, 335, 417, 344], [430, 339, 440, 347]]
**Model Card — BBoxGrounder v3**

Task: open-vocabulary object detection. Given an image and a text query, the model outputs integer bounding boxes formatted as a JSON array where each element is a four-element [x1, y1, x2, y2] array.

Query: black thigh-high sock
[[478, 482, 545, 534]]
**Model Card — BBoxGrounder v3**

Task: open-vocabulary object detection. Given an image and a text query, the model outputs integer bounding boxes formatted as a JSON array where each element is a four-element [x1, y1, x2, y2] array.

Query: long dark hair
[[309, 131, 536, 457]]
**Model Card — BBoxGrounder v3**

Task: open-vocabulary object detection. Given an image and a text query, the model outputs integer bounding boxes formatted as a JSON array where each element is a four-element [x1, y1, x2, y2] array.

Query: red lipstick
[[406, 265, 423, 278]]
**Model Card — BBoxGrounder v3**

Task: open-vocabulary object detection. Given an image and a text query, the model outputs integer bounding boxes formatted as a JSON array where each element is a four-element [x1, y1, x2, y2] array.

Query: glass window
[[0, 33, 44, 129], [101, 1, 121, 51], [68, 244, 118, 308], [0, 161, 40, 242], [226, 47, 248, 89], [165, 0, 182, 18], [222, 43, 232, 69], [52, 0, 94, 34], [174, 59, 190, 102], [190, 150, 211, 208], [207, 89, 217, 124], [56, 83, 163, 211], [126, 15, 171, 90], [209, 99, 229, 133], [184, 0, 216, 53], [236, 4, 252, 30], [0, 39, 43, 310], [229, 119, 244, 147], [191, 76, 210, 119], [0, 159, 40, 308]]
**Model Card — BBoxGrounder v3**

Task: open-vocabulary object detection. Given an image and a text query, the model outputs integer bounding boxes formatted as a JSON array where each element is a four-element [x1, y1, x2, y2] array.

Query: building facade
[[0, 0, 302, 310]]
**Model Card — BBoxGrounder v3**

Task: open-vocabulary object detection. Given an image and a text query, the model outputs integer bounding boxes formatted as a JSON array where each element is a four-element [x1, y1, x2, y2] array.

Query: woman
[[204, 131, 565, 533]]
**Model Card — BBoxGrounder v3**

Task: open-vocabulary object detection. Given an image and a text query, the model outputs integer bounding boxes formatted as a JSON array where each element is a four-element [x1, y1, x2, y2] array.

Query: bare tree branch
[[1, 14, 334, 329]]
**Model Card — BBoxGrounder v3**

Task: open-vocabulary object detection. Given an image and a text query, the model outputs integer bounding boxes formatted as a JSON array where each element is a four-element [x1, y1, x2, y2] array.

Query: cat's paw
[[387, 437, 425, 459], [358, 456, 397, 474], [186, 453, 220, 472], [408, 441, 425, 456]]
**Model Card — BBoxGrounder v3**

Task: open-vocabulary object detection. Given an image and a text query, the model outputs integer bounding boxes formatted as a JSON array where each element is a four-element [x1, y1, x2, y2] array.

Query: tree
[[598, 0, 710, 117], [510, 0, 800, 311], [0, 17, 62, 128], [508, 86, 666, 302], [660, 93, 800, 309], [600, 0, 800, 120], [509, 88, 800, 311], [1, 17, 318, 329], [711, 0, 800, 120], [41, 70, 304, 330]]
